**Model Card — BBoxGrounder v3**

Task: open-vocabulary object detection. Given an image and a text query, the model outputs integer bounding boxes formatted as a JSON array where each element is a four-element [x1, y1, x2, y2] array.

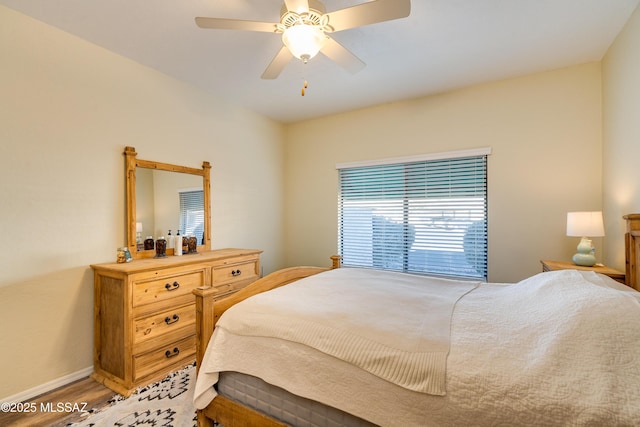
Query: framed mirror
[[125, 146, 211, 259]]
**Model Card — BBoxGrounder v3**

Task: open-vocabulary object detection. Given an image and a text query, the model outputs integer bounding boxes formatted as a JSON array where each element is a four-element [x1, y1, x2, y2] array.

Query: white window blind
[[338, 152, 488, 280], [179, 190, 205, 243]]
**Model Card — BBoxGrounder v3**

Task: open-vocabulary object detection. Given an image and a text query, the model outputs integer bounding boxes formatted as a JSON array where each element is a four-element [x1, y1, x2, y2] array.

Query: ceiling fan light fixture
[[282, 24, 327, 62]]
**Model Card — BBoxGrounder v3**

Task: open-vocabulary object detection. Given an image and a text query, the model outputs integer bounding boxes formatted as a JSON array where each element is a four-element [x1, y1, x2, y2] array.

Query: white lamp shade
[[136, 222, 143, 233], [282, 25, 327, 60], [566, 211, 605, 237]]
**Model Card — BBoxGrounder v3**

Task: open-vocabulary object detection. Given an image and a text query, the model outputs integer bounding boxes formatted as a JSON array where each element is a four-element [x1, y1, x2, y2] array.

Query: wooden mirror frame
[[125, 146, 211, 259]]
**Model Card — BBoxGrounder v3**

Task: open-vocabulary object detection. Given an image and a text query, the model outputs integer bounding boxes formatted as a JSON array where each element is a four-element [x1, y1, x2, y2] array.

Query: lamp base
[[572, 252, 596, 267], [572, 236, 596, 267]]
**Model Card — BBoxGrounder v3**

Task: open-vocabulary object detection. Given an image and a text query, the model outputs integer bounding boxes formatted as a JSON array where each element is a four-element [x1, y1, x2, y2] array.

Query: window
[[179, 190, 204, 243], [337, 148, 489, 280]]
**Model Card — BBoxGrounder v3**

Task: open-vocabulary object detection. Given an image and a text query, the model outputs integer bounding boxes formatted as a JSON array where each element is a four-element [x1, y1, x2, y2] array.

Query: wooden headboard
[[624, 213, 640, 290]]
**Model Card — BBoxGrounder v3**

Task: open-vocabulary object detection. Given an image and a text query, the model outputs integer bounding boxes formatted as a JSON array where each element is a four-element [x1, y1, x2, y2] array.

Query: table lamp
[[566, 211, 605, 267]]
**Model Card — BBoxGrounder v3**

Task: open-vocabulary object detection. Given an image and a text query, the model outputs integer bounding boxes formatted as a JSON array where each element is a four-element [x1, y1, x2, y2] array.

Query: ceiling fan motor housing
[[279, 0, 327, 20], [277, 0, 333, 33]]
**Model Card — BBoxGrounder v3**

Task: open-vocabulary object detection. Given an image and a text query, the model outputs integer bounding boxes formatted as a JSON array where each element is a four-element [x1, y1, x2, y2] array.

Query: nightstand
[[540, 260, 626, 284]]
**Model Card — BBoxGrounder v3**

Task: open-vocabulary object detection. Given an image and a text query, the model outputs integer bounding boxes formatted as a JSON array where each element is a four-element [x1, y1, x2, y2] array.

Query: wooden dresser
[[91, 248, 262, 395]]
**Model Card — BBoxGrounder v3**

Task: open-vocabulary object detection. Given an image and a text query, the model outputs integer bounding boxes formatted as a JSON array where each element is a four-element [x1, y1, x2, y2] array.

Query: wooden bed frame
[[193, 214, 640, 426], [193, 255, 342, 427], [624, 213, 640, 290]]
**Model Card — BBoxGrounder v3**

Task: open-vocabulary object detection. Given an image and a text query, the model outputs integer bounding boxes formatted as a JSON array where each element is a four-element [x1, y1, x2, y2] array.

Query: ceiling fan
[[195, 0, 411, 79]]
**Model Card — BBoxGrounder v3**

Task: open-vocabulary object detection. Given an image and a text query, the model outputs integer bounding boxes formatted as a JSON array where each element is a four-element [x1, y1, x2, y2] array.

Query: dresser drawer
[[133, 304, 196, 346], [133, 335, 196, 382], [212, 261, 259, 286], [132, 270, 205, 308]]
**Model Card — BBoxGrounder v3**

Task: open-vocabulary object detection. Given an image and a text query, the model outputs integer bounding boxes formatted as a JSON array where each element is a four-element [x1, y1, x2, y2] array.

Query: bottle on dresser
[[166, 230, 175, 251], [175, 230, 183, 256]]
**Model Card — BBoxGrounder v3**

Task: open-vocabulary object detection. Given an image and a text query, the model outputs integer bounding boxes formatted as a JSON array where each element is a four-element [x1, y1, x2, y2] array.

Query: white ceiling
[[2, 0, 638, 123]]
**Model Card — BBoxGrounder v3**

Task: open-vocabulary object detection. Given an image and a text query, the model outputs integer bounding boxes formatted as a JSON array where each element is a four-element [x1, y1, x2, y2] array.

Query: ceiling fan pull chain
[[301, 79, 308, 96]]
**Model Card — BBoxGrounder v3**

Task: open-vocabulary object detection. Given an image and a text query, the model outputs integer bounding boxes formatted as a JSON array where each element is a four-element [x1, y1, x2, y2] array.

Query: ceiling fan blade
[[284, 0, 310, 14], [195, 17, 277, 32], [320, 37, 366, 74], [325, 0, 411, 32], [261, 46, 294, 79]]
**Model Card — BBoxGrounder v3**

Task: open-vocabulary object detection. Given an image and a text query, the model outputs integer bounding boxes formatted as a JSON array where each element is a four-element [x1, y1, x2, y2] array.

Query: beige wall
[[284, 63, 604, 283], [0, 5, 286, 399], [603, 4, 640, 271]]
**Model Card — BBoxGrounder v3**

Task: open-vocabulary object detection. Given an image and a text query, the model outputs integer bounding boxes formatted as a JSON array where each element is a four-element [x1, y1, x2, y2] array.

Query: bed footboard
[[193, 256, 341, 426], [199, 395, 288, 427]]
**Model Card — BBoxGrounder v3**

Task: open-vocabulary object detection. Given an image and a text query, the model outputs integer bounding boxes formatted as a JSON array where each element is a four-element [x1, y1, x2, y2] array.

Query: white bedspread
[[194, 268, 640, 426], [212, 268, 477, 394]]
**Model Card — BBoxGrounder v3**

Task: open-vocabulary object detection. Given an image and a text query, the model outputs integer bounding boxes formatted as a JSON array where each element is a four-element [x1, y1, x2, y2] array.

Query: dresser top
[[91, 248, 262, 273]]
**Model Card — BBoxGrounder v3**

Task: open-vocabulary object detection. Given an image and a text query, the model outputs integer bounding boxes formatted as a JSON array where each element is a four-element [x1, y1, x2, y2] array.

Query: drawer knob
[[165, 347, 180, 358], [231, 269, 242, 277], [164, 281, 180, 291], [164, 314, 180, 325]]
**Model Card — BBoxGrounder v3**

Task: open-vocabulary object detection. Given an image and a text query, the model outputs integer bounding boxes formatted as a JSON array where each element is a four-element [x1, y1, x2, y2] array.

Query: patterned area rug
[[68, 364, 196, 427]]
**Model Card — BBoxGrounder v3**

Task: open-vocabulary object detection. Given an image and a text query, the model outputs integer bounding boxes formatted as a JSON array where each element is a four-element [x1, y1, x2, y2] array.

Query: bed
[[192, 216, 640, 427]]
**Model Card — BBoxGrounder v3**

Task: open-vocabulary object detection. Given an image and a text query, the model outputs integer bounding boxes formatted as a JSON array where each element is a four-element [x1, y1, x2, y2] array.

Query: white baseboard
[[1, 366, 94, 403]]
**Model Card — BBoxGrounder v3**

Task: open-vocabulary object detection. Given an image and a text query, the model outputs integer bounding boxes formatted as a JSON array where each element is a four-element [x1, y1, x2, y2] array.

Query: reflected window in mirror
[[179, 189, 205, 243]]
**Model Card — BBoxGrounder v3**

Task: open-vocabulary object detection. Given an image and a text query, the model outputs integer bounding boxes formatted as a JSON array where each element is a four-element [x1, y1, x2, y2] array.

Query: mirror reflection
[[135, 168, 204, 251]]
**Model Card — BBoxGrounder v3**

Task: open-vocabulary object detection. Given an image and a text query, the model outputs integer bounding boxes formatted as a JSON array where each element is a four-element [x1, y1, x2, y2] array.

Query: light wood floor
[[0, 377, 114, 427]]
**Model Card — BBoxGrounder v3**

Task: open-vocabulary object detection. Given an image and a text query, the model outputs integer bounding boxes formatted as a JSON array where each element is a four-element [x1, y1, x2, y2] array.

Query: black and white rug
[[68, 364, 196, 427]]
